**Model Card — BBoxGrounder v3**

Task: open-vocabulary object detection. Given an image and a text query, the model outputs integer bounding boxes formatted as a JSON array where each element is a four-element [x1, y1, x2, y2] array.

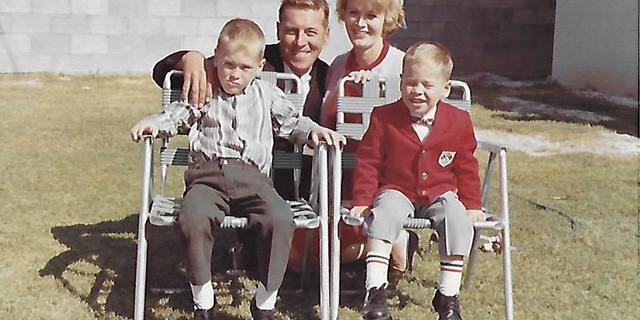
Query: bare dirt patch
[[476, 129, 639, 157]]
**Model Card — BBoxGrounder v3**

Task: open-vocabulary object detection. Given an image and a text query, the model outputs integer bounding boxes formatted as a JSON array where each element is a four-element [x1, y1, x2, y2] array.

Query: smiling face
[[401, 42, 454, 115], [214, 43, 265, 95], [342, 0, 385, 51], [277, 5, 329, 77], [401, 60, 450, 115]]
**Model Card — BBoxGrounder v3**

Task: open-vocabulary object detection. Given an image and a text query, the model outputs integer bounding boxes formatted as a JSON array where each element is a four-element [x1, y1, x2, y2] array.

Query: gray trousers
[[363, 190, 474, 256], [178, 158, 295, 291]]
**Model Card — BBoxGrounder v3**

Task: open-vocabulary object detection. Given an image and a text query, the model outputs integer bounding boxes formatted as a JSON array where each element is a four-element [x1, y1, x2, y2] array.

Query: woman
[[289, 0, 419, 274], [321, 0, 406, 129]]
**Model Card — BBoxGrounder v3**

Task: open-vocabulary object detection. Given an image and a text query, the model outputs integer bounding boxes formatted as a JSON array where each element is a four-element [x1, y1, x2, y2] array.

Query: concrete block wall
[[553, 0, 638, 99], [0, 0, 292, 74], [389, 0, 557, 78], [0, 0, 555, 77]]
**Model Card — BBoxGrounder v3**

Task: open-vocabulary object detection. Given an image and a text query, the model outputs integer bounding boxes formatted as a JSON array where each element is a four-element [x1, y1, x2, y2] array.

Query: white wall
[[0, 0, 351, 74], [552, 0, 639, 99]]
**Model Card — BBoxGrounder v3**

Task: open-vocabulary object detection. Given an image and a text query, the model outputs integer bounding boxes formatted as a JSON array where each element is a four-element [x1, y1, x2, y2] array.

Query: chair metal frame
[[133, 71, 336, 320], [332, 76, 514, 320]]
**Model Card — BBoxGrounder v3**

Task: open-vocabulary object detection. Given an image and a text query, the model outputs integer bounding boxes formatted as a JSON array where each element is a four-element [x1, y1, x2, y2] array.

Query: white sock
[[190, 280, 215, 310], [255, 282, 278, 310], [365, 251, 390, 290], [438, 257, 464, 296]]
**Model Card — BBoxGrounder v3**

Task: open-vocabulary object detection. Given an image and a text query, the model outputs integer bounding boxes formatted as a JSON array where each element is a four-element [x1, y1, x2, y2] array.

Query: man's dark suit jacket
[[151, 43, 328, 201]]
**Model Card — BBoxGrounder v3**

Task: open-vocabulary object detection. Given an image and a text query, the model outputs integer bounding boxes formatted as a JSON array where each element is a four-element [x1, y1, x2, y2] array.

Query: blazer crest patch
[[438, 151, 456, 167]]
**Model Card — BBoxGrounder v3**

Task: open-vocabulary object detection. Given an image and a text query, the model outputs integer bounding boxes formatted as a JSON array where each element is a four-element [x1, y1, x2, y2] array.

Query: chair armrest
[[477, 140, 508, 153]]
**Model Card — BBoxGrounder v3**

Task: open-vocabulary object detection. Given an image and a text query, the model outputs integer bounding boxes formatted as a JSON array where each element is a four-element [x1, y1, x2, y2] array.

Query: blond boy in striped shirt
[[131, 18, 344, 320]]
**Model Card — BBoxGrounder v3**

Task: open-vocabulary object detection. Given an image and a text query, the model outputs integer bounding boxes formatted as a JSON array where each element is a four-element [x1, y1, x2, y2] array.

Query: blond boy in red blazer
[[350, 42, 484, 320]]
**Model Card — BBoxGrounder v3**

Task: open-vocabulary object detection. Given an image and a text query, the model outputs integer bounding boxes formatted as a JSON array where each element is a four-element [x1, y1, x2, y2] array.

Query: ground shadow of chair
[[40, 215, 250, 319], [39, 216, 139, 317]]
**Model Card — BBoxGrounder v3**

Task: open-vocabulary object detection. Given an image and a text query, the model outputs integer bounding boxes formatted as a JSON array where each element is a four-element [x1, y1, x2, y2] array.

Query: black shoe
[[432, 290, 462, 320], [250, 297, 276, 320], [361, 285, 391, 320], [405, 230, 422, 273], [192, 307, 214, 320]]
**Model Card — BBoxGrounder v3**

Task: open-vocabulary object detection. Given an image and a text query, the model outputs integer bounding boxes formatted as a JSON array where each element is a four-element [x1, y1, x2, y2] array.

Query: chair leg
[[329, 144, 343, 320], [463, 230, 482, 289], [499, 148, 514, 320], [317, 144, 331, 320], [134, 138, 154, 320], [134, 217, 149, 320], [330, 213, 341, 320], [299, 229, 315, 292], [502, 226, 514, 320]]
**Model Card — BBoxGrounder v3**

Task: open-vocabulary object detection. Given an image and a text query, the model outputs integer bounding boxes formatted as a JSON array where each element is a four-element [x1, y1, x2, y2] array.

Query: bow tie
[[411, 116, 434, 126]]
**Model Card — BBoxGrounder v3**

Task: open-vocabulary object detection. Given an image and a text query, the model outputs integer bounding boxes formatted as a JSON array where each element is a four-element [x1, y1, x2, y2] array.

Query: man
[[152, 0, 330, 201], [151, 0, 331, 279]]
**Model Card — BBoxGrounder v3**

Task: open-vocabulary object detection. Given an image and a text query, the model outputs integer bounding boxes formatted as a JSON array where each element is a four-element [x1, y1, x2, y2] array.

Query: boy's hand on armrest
[[466, 209, 485, 222], [350, 206, 369, 218], [130, 120, 159, 142], [308, 127, 346, 147], [178, 51, 215, 108]]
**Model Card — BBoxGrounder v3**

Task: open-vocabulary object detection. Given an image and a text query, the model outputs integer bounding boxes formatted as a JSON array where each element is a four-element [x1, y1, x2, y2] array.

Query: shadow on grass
[[494, 107, 639, 137], [38, 214, 478, 319], [465, 76, 639, 137], [38, 214, 248, 320], [40, 214, 433, 319]]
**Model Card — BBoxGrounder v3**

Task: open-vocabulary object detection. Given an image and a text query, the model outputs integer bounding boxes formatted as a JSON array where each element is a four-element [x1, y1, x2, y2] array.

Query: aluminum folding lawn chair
[[332, 75, 514, 320], [133, 71, 335, 320]]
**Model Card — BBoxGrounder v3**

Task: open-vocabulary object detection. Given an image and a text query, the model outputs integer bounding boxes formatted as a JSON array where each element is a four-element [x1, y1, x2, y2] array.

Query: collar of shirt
[[214, 78, 253, 100], [283, 63, 312, 80], [410, 104, 437, 126], [284, 64, 312, 98], [346, 40, 391, 72]]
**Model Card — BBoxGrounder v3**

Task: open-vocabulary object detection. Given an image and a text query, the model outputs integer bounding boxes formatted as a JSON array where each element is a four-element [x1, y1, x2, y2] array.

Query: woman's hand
[[348, 69, 374, 83]]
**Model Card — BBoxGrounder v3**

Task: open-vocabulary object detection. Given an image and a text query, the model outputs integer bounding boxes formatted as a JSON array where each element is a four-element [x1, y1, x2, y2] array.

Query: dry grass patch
[[0, 74, 637, 320]]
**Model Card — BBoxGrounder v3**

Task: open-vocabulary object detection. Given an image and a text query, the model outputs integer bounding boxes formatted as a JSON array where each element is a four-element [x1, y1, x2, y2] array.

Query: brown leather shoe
[[361, 285, 391, 320], [250, 297, 276, 320], [432, 290, 462, 320]]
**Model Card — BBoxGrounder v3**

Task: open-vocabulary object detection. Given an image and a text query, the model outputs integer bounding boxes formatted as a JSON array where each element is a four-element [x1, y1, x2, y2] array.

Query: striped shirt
[[145, 78, 319, 174]]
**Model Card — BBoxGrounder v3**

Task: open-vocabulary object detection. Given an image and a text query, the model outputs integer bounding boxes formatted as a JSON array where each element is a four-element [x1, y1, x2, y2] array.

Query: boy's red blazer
[[352, 99, 482, 210]]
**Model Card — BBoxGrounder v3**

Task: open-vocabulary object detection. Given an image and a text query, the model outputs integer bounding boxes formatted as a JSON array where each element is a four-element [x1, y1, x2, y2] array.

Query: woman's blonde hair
[[336, 0, 406, 37], [403, 41, 454, 80]]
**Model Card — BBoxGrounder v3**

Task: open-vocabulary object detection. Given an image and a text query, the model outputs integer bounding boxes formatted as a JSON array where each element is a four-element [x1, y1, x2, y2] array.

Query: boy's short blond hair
[[336, 0, 406, 38], [279, 0, 330, 28], [217, 18, 265, 60], [403, 41, 454, 81]]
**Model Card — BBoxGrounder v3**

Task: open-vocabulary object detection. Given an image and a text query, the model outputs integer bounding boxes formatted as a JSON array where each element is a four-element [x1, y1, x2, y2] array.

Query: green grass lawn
[[0, 74, 637, 320]]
